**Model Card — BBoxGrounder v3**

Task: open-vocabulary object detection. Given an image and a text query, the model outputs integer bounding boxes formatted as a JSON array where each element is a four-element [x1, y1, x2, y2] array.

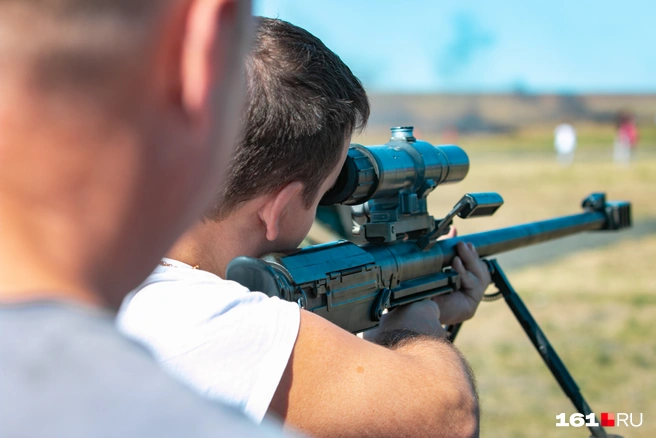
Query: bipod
[[446, 259, 623, 438]]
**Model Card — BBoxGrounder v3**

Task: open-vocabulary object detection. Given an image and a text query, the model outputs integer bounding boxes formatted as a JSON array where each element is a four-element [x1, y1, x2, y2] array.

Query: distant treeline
[[368, 94, 656, 134]]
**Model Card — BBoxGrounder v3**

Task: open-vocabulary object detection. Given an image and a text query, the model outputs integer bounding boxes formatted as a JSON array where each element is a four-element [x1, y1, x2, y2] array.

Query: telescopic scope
[[320, 127, 470, 206]]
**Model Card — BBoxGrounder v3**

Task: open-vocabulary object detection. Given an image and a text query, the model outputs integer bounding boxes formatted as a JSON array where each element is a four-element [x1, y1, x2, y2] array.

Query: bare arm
[[268, 307, 479, 438], [267, 239, 489, 437]]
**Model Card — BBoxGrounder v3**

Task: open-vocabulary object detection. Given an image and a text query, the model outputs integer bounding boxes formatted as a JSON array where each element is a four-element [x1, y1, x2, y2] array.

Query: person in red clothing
[[614, 111, 639, 165]]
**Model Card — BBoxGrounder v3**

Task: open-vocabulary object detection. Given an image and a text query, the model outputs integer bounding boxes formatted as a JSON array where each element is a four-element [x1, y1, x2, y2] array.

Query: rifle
[[227, 126, 630, 438]]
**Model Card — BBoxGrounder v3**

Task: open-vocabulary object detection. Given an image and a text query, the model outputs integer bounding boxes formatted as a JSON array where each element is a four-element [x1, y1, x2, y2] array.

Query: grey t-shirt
[[0, 302, 291, 438]]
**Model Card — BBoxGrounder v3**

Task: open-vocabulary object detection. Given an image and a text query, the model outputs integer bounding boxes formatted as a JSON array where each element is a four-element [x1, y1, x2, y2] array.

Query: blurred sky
[[254, 0, 656, 94]]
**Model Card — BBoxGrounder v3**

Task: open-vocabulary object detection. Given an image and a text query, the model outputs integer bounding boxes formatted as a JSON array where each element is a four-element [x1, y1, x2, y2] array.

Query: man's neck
[[0, 208, 103, 308], [166, 213, 267, 279]]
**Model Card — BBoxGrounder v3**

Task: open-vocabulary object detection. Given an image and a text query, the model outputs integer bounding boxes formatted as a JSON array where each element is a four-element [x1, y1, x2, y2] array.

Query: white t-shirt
[[117, 258, 301, 423]]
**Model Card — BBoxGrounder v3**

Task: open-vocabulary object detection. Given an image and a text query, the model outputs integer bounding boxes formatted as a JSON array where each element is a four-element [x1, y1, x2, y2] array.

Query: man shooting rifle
[[119, 17, 489, 438]]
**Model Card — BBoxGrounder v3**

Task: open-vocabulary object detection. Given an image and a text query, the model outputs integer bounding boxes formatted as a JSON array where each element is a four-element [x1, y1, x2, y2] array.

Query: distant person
[[614, 111, 639, 165], [554, 123, 577, 165], [442, 125, 460, 143], [0, 1, 290, 437]]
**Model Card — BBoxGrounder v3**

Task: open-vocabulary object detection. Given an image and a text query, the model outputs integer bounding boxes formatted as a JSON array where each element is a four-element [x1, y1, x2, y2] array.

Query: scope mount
[[351, 134, 505, 244], [352, 127, 436, 243]]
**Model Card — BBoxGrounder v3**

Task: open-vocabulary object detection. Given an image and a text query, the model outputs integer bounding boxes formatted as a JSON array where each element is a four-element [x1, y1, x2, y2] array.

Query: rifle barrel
[[437, 210, 607, 266]]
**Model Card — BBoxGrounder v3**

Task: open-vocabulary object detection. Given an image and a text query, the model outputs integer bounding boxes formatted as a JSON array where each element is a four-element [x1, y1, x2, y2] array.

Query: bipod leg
[[486, 259, 616, 438], [445, 322, 462, 343]]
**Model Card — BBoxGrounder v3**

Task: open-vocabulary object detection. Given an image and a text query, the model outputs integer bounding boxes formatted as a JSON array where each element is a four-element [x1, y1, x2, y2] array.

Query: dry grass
[[413, 135, 656, 437], [431, 153, 656, 437], [456, 234, 656, 437]]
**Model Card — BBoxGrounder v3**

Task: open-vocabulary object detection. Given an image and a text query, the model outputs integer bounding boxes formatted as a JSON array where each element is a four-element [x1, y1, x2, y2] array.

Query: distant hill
[[367, 94, 656, 134]]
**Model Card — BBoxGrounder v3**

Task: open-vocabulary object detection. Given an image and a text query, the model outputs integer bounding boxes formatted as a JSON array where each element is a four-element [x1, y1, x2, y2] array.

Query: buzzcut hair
[[0, 0, 165, 97], [209, 17, 370, 218]]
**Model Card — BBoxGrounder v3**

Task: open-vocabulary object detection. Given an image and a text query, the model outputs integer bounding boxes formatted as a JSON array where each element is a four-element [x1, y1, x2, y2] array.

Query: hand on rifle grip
[[432, 241, 491, 325], [364, 299, 447, 342]]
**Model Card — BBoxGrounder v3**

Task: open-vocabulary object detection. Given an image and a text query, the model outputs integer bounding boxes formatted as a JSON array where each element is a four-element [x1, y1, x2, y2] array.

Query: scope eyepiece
[[320, 146, 377, 206], [320, 127, 469, 206], [319, 155, 357, 206]]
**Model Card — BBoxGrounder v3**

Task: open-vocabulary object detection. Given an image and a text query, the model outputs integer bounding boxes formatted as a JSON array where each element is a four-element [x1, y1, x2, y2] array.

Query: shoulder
[[117, 262, 301, 360], [119, 263, 254, 322], [116, 265, 301, 423], [0, 304, 283, 438], [138, 259, 251, 295], [121, 261, 299, 316]]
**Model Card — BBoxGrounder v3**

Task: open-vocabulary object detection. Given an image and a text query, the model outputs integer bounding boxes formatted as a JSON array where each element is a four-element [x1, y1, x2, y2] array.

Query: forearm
[[391, 336, 480, 438], [277, 310, 479, 438], [363, 303, 479, 437]]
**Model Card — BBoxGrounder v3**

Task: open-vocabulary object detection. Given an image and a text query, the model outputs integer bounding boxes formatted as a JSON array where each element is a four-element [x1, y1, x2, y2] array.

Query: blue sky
[[254, 0, 656, 93]]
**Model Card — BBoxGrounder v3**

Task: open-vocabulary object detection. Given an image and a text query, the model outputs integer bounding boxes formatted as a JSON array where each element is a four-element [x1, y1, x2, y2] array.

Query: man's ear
[[259, 182, 304, 242], [161, 0, 244, 119]]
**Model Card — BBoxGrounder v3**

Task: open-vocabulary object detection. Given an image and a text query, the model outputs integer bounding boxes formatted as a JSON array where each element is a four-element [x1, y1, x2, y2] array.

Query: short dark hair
[[209, 17, 370, 218]]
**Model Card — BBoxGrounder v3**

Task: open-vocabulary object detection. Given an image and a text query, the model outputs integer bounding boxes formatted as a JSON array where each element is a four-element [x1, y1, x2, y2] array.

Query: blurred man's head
[[207, 17, 369, 251], [0, 0, 252, 307]]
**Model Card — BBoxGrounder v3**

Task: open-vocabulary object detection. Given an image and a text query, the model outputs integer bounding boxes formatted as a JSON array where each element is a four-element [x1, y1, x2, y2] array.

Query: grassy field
[[458, 235, 656, 438], [348, 124, 656, 437], [433, 155, 655, 437]]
